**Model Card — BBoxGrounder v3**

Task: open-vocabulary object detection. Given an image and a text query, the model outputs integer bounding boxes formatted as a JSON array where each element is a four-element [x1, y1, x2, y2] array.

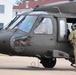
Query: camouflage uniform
[[69, 29, 76, 67]]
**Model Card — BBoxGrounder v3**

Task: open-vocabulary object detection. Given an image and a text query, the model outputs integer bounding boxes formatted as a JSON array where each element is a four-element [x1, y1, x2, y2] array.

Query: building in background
[[0, 0, 13, 28], [13, 0, 68, 17]]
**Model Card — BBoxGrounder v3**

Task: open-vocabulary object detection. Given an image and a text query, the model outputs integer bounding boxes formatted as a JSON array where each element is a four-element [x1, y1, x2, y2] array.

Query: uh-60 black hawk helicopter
[[0, 0, 76, 68]]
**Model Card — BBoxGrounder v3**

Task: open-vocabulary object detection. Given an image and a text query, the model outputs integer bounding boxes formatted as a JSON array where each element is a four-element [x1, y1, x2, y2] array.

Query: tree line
[[16, 0, 46, 5]]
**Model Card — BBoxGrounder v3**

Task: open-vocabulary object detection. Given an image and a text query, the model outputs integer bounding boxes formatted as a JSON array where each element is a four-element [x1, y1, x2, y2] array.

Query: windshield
[[5, 15, 25, 29], [5, 15, 19, 29], [18, 16, 37, 33]]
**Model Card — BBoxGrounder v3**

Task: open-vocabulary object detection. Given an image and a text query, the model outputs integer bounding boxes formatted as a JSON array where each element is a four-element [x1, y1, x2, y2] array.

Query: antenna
[[53, 7, 62, 14]]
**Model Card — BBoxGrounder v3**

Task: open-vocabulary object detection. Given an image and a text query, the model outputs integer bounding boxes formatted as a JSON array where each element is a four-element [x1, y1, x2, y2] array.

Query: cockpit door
[[29, 15, 56, 47]]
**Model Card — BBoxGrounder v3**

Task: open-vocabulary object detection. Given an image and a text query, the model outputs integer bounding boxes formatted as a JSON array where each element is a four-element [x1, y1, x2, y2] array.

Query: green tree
[[16, 0, 29, 5]]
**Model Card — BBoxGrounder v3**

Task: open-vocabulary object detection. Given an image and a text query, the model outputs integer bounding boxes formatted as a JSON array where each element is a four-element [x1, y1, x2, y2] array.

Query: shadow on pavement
[[0, 66, 75, 71]]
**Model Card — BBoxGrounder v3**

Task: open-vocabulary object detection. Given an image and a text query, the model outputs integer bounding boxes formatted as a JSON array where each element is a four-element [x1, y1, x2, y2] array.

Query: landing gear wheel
[[41, 58, 56, 68]]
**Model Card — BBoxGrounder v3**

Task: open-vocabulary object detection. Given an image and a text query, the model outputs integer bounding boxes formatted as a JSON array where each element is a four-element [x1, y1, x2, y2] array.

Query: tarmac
[[0, 56, 75, 75]]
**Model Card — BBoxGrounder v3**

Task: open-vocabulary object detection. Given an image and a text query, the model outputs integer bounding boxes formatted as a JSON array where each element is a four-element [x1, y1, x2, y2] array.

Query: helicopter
[[0, 0, 76, 68]]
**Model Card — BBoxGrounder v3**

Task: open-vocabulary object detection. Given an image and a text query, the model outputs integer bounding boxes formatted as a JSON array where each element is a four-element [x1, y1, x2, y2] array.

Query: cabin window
[[34, 18, 53, 34], [58, 19, 67, 41], [60, 20, 66, 38]]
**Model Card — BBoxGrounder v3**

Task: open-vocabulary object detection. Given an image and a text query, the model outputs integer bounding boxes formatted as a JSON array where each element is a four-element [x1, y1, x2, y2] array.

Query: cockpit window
[[6, 15, 25, 29], [4, 15, 19, 29], [18, 16, 37, 33], [34, 18, 53, 34]]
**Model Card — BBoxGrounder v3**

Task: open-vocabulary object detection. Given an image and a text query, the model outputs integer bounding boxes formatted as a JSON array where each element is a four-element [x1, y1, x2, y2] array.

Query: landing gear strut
[[40, 58, 56, 68]]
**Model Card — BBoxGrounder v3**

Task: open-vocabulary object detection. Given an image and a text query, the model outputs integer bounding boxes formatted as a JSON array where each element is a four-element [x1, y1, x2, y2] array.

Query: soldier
[[68, 24, 76, 67]]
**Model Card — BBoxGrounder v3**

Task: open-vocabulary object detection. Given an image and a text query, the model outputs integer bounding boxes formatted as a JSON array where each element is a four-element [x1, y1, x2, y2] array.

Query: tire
[[41, 58, 56, 68]]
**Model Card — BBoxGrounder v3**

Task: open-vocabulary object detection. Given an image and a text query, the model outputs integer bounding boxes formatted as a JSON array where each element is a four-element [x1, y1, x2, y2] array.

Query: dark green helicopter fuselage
[[0, 1, 76, 68]]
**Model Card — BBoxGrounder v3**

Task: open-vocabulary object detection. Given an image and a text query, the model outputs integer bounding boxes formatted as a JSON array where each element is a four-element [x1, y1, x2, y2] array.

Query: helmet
[[71, 24, 76, 30]]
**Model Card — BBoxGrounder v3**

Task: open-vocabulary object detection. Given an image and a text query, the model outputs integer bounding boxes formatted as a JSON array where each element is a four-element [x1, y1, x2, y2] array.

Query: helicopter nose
[[0, 29, 29, 55], [0, 30, 14, 54], [10, 35, 28, 53]]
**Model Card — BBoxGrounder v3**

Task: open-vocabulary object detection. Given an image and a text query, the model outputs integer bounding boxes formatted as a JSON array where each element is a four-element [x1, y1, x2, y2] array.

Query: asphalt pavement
[[0, 56, 75, 75]]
